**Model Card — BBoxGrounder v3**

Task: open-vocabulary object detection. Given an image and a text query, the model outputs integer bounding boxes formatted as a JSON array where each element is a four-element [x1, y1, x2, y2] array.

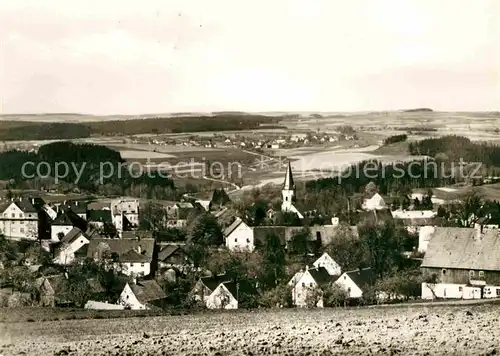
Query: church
[[281, 161, 304, 219]]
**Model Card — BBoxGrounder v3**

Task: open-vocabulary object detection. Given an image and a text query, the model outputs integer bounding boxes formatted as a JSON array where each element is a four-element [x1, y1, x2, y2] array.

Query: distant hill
[[402, 108, 433, 112]]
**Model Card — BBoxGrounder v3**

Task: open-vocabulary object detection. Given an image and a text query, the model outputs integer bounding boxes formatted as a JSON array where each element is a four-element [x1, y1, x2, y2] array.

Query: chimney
[[137, 245, 142, 254], [64, 272, 69, 279], [331, 217, 339, 226], [31, 198, 35, 205], [305, 265, 309, 271]]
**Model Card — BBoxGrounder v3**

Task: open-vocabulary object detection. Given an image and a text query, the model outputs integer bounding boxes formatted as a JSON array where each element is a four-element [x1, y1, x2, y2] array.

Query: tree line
[[0, 114, 283, 141], [0, 142, 178, 199], [408, 135, 500, 167]]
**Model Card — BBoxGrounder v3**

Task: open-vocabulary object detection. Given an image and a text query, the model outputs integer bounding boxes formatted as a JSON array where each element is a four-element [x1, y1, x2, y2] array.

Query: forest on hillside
[[0, 114, 284, 141], [408, 135, 500, 167], [0, 142, 176, 199]]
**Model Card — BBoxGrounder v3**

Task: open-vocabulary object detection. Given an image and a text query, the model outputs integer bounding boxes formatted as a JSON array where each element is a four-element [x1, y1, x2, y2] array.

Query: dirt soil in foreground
[[1, 304, 500, 355]]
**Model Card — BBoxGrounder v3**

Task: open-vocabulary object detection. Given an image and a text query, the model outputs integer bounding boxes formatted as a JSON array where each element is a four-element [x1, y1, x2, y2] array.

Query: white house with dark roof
[[53, 227, 90, 265], [313, 252, 342, 276], [224, 217, 254, 251], [50, 213, 75, 242], [190, 274, 238, 309], [110, 198, 139, 228], [87, 237, 155, 277], [0, 199, 39, 240], [362, 193, 386, 211], [334, 267, 377, 299], [420, 226, 500, 300], [118, 280, 167, 310], [289, 266, 338, 307]]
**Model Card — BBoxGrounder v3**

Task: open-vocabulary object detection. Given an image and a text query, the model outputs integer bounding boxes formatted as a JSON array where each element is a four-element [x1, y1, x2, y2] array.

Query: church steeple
[[282, 161, 295, 209], [283, 161, 295, 190]]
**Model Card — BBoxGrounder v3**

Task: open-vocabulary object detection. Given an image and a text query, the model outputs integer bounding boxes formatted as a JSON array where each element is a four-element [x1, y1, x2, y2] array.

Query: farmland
[[1, 304, 499, 355]]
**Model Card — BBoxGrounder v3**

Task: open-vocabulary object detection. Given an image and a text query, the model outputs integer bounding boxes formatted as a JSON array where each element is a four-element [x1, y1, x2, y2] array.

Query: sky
[[0, 0, 499, 114]]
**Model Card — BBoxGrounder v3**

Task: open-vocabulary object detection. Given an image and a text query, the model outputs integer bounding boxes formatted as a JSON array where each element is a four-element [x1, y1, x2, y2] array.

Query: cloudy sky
[[0, 0, 498, 114]]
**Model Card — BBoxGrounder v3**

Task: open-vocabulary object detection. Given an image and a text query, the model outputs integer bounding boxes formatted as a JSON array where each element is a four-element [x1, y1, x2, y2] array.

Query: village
[[1, 159, 499, 312]]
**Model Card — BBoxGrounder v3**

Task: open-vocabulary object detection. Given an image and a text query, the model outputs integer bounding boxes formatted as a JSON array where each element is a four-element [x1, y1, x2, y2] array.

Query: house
[[224, 217, 254, 251], [53, 227, 90, 265], [420, 226, 500, 300], [87, 210, 116, 236], [87, 238, 156, 277], [50, 213, 76, 242], [289, 266, 337, 307], [110, 198, 139, 227], [334, 268, 376, 299], [0, 198, 40, 240], [166, 202, 195, 228], [61, 201, 88, 220], [313, 252, 341, 276], [190, 275, 238, 309], [362, 193, 386, 211], [158, 244, 190, 269], [118, 280, 167, 310], [281, 162, 304, 219]]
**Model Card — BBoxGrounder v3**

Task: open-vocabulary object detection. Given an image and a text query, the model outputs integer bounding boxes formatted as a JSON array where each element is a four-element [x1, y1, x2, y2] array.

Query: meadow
[[1, 304, 499, 355]]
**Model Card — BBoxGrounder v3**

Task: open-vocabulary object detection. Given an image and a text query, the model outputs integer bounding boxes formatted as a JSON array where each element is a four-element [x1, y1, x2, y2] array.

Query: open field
[[2, 304, 500, 355]]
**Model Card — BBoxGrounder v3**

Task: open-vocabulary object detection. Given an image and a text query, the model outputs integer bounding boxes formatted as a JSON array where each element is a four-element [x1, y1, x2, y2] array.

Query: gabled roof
[[87, 238, 155, 262], [62, 201, 88, 214], [308, 267, 337, 286], [421, 227, 500, 271], [129, 280, 167, 304], [345, 268, 376, 292], [223, 217, 245, 237], [60, 227, 85, 244], [283, 161, 295, 190], [14, 199, 38, 213], [199, 274, 231, 293], [158, 244, 184, 261], [52, 213, 74, 226]]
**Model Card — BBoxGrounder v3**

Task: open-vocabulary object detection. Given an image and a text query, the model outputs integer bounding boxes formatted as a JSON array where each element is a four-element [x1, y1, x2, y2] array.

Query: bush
[[383, 134, 407, 145], [258, 284, 293, 308]]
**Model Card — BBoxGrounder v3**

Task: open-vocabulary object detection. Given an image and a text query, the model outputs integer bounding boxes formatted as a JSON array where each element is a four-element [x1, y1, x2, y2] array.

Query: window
[[459, 286, 463, 292], [28, 214, 32, 218], [469, 270, 475, 278], [479, 271, 484, 277], [344, 275, 346, 280], [442, 269, 446, 275], [285, 197, 288, 201], [347, 287, 351, 294], [130, 263, 133, 267], [11, 213, 14, 218], [234, 238, 237, 243], [302, 282, 305, 287], [246, 238, 250, 243], [444, 288, 446, 297], [20, 221, 24, 225], [141, 263, 145, 267], [20, 228, 24, 233], [497, 289, 500, 296]]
